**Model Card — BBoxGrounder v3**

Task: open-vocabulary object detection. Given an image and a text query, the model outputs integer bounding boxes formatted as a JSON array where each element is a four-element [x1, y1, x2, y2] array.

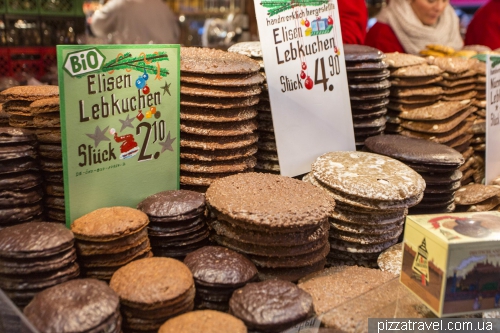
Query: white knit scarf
[[376, 0, 463, 55]]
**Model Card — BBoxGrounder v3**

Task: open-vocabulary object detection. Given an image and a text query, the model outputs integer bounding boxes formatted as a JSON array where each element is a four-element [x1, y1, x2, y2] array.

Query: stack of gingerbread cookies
[[0, 127, 43, 227], [383, 53, 443, 134], [184, 246, 258, 311], [110, 257, 195, 333], [0, 222, 79, 308], [137, 190, 209, 260], [305, 151, 425, 267], [71, 206, 152, 281], [30, 96, 66, 223], [344, 45, 390, 150], [228, 41, 281, 174], [179, 47, 262, 192], [206, 172, 333, 282], [364, 135, 464, 214], [429, 56, 478, 102]]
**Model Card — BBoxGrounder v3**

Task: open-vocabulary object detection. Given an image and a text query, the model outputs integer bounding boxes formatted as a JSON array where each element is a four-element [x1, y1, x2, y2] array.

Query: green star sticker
[[160, 81, 171, 96], [86, 126, 110, 147], [159, 131, 176, 153]]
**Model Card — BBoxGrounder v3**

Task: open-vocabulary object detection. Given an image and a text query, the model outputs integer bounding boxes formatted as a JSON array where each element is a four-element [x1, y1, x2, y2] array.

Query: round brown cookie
[[181, 171, 242, 186], [349, 89, 390, 101], [391, 94, 442, 104], [137, 190, 205, 219], [0, 247, 76, 275], [79, 238, 151, 267], [1, 86, 58, 103], [181, 145, 257, 162], [180, 132, 258, 150], [384, 52, 426, 68], [110, 257, 194, 308], [211, 232, 328, 258], [0, 127, 36, 143], [343, 45, 386, 62], [81, 251, 153, 281], [391, 86, 444, 97], [181, 72, 264, 87], [330, 237, 398, 254], [29, 97, 60, 114], [347, 69, 390, 81], [180, 156, 256, 173], [390, 75, 443, 87], [437, 77, 477, 88], [0, 222, 73, 258], [349, 79, 391, 91], [0, 203, 44, 225], [0, 171, 42, 191], [159, 310, 246, 333], [181, 95, 259, 109], [0, 144, 37, 161], [455, 184, 500, 205], [181, 106, 257, 123], [350, 98, 390, 110], [71, 206, 149, 242], [24, 278, 119, 333], [353, 115, 386, 128], [400, 119, 474, 144], [364, 135, 464, 166], [312, 151, 425, 203], [148, 205, 205, 223], [38, 143, 62, 159], [445, 133, 474, 149], [181, 47, 260, 74], [2, 100, 32, 115], [210, 219, 329, 247], [419, 171, 463, 186], [329, 218, 403, 235], [9, 114, 35, 128], [330, 226, 403, 245], [230, 279, 313, 332], [307, 173, 420, 211], [441, 83, 477, 95], [181, 119, 257, 137], [148, 218, 206, 237], [34, 113, 60, 128], [35, 128, 61, 143], [75, 227, 148, 256], [181, 83, 261, 98], [330, 207, 406, 226], [39, 158, 63, 172], [424, 180, 461, 194], [442, 90, 478, 101], [346, 61, 389, 72], [184, 246, 257, 287], [207, 173, 333, 229], [351, 107, 387, 119], [464, 196, 499, 212], [0, 186, 43, 208], [390, 63, 443, 77], [248, 243, 330, 268], [398, 100, 471, 121]]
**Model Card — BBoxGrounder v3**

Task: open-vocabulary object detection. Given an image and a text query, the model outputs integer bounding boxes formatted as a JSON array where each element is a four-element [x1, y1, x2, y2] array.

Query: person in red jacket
[[365, 0, 463, 54], [338, 0, 369, 44], [464, 0, 500, 50]]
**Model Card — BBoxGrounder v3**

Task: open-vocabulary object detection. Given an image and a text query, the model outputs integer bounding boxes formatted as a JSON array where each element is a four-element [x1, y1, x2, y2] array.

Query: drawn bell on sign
[[412, 238, 430, 286]]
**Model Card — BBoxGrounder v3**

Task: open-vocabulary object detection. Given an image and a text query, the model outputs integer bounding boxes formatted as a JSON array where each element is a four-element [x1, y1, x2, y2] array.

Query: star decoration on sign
[[119, 114, 135, 131], [86, 126, 110, 147], [160, 81, 171, 96], [159, 131, 176, 153]]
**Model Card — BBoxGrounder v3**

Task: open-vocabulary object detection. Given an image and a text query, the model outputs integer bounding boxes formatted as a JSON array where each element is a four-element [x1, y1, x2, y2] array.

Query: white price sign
[[254, 0, 355, 177]]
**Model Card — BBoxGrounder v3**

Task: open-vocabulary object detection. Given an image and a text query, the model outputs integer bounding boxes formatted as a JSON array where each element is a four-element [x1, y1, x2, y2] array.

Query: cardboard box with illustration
[[400, 211, 500, 317]]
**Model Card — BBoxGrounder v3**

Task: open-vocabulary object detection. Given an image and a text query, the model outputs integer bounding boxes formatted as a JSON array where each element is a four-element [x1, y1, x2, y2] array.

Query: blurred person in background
[[338, 0, 369, 44], [364, 0, 463, 54], [464, 0, 500, 50], [90, 0, 180, 44]]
